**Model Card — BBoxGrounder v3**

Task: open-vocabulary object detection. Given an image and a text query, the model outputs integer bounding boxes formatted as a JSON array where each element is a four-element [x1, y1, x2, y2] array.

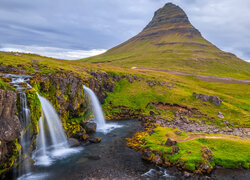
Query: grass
[[142, 127, 250, 171], [82, 34, 250, 79], [104, 71, 250, 127]]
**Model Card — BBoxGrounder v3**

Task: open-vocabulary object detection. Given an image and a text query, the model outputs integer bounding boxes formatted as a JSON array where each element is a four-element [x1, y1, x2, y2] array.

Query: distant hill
[[82, 3, 250, 79]]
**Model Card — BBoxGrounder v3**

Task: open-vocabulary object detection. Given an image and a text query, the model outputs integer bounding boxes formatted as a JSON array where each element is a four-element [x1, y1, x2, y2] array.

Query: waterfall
[[34, 93, 80, 166], [37, 93, 69, 147], [1, 74, 32, 178], [83, 85, 122, 133]]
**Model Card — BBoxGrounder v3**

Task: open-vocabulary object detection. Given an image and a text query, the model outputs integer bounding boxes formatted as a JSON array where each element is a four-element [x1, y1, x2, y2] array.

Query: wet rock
[[141, 148, 152, 161], [68, 138, 80, 147], [165, 138, 177, 146], [199, 163, 212, 173], [0, 89, 22, 175], [84, 121, 97, 134], [82, 134, 89, 141], [171, 146, 180, 154], [152, 154, 162, 164], [217, 112, 224, 119], [184, 171, 192, 177], [89, 137, 102, 143], [87, 155, 101, 160]]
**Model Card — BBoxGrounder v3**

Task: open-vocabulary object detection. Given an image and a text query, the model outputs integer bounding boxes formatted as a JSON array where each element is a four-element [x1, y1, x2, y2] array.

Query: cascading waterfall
[[34, 93, 79, 166], [2, 74, 33, 179], [83, 85, 121, 133]]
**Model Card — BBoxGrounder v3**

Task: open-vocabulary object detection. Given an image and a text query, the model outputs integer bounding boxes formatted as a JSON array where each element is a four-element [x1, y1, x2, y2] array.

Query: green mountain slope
[[82, 3, 250, 79]]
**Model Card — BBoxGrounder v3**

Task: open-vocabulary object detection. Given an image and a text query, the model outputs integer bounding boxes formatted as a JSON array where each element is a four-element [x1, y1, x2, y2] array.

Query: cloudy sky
[[0, 0, 249, 61]]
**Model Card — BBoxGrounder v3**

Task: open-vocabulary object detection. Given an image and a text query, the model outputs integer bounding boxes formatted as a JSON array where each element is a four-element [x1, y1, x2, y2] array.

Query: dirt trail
[[131, 67, 250, 84], [177, 134, 246, 142]]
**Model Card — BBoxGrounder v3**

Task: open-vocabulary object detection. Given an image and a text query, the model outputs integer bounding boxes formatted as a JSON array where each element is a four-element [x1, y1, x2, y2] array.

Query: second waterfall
[[33, 93, 79, 166], [83, 85, 121, 134]]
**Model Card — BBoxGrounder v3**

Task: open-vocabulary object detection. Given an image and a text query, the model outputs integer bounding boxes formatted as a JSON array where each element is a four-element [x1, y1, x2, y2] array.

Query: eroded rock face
[[37, 72, 86, 117], [0, 89, 22, 175]]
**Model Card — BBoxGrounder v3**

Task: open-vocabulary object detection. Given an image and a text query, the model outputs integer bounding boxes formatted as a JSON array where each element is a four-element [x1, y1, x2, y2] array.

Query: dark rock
[[149, 110, 155, 115], [141, 148, 152, 161], [87, 155, 101, 160], [123, 75, 133, 83], [201, 146, 213, 162], [84, 121, 97, 134], [0, 89, 22, 175], [171, 146, 180, 154], [193, 92, 222, 106], [210, 96, 223, 106], [68, 138, 80, 147], [165, 138, 177, 146], [132, 75, 139, 80], [224, 120, 230, 126], [147, 81, 156, 87], [152, 154, 162, 164], [89, 137, 102, 143]]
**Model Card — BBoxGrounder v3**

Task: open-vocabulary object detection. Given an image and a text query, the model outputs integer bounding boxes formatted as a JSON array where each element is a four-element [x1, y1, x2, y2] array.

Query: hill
[[82, 3, 250, 79]]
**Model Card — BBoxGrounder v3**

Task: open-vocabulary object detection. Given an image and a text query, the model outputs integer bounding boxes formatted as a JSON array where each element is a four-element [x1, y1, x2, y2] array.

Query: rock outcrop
[[193, 92, 222, 106], [0, 89, 22, 176]]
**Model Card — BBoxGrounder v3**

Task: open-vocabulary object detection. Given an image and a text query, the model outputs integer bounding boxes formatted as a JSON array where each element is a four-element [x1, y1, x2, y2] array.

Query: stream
[[6, 120, 250, 180], [10, 120, 174, 180]]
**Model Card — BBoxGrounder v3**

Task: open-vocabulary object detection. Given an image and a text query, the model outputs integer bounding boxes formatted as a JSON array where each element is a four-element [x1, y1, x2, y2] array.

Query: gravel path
[[132, 67, 250, 84]]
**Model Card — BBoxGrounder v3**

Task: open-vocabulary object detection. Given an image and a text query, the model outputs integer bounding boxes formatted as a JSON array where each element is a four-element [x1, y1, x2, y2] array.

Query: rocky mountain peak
[[145, 3, 190, 30]]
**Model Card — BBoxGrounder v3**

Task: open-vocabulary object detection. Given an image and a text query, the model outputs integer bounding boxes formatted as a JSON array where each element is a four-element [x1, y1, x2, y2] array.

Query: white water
[[34, 93, 81, 166], [83, 85, 122, 134], [1, 74, 32, 178]]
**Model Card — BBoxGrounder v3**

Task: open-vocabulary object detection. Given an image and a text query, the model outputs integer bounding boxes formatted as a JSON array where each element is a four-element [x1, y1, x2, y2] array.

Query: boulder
[[84, 121, 97, 134], [141, 148, 152, 161], [165, 138, 177, 146], [152, 154, 162, 164], [193, 93, 222, 106], [171, 146, 180, 154], [68, 138, 80, 147]]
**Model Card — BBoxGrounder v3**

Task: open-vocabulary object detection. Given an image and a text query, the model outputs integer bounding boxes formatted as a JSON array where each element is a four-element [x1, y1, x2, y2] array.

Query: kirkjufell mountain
[[83, 3, 250, 77]]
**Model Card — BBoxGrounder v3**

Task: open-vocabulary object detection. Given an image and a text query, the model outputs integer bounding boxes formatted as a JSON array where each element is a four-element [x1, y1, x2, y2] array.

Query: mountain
[[82, 3, 250, 78]]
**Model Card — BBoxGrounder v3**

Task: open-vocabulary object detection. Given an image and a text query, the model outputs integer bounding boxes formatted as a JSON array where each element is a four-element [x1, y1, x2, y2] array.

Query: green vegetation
[[141, 127, 250, 171], [26, 88, 41, 137], [104, 71, 250, 127], [0, 78, 15, 90], [82, 35, 250, 79]]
